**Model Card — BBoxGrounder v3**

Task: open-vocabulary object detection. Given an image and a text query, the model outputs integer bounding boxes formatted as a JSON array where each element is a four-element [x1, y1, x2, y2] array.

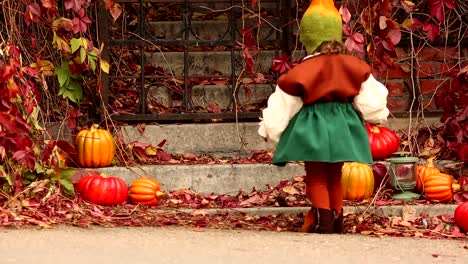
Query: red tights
[[304, 161, 344, 214]]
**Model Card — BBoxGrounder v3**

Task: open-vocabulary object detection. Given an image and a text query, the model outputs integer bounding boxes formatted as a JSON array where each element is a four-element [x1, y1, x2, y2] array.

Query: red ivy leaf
[[13, 150, 35, 170], [344, 33, 365, 53], [399, 0, 416, 13], [444, 0, 457, 9], [458, 144, 468, 162], [380, 0, 393, 17], [72, 9, 92, 34], [272, 52, 296, 74], [24, 3, 42, 26], [339, 6, 352, 24], [64, 0, 86, 13], [401, 18, 422, 31], [388, 29, 402, 45], [41, 0, 57, 9], [428, 0, 456, 24], [240, 29, 256, 50], [422, 22, 440, 42], [242, 48, 255, 74], [251, 0, 257, 9]]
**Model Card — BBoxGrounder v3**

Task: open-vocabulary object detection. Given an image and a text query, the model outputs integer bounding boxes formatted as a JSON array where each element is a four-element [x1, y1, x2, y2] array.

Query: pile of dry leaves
[[0, 175, 466, 240]]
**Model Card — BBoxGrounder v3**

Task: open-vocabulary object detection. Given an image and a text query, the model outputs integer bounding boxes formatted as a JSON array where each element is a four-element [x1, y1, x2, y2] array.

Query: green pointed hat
[[299, 0, 343, 54]]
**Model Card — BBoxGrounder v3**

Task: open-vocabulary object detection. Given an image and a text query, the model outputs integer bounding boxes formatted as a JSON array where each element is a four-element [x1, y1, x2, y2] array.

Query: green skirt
[[273, 102, 373, 165]]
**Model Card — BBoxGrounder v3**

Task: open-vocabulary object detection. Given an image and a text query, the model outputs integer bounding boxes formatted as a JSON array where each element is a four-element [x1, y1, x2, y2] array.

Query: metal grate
[[98, 0, 292, 122]]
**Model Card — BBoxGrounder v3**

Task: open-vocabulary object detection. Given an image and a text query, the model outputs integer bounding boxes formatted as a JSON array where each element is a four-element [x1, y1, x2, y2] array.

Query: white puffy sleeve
[[353, 74, 390, 124], [258, 85, 303, 143]]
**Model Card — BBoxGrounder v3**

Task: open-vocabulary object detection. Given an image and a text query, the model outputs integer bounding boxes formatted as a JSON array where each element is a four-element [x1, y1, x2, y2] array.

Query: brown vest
[[277, 54, 371, 104]]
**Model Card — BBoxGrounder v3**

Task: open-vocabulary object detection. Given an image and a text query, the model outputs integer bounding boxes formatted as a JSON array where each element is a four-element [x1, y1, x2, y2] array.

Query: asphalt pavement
[[1, 226, 467, 264]]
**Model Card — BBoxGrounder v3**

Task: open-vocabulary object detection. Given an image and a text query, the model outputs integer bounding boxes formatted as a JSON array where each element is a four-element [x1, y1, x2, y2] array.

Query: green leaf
[[23, 172, 37, 185], [56, 168, 76, 196], [59, 80, 83, 102], [70, 38, 81, 53], [58, 177, 75, 196], [54, 62, 71, 87], [35, 161, 46, 174], [88, 50, 98, 58], [89, 57, 96, 71], [79, 47, 87, 64]]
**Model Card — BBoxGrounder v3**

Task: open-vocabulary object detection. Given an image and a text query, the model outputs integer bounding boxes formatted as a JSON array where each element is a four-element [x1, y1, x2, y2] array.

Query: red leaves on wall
[[24, 3, 41, 25], [72, 8, 92, 34], [428, 0, 457, 24], [272, 52, 298, 74], [64, 0, 87, 13]]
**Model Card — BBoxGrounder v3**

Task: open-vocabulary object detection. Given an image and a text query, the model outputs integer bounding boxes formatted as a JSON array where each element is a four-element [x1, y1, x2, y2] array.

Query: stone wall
[[374, 46, 467, 114]]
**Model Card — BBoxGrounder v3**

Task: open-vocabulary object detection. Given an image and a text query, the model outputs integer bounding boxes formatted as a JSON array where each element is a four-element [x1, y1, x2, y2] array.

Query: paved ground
[[1, 226, 467, 264]]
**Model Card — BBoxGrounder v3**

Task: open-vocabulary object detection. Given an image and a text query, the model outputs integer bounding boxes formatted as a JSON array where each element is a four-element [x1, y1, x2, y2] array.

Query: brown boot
[[302, 207, 334, 234], [333, 209, 344, 233], [315, 208, 334, 234]]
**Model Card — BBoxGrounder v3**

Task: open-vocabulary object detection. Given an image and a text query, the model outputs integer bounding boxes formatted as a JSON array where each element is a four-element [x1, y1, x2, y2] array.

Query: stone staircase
[[94, 1, 445, 194]]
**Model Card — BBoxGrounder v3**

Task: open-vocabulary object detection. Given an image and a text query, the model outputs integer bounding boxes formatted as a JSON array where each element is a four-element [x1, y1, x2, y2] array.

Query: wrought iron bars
[[98, 0, 291, 122]]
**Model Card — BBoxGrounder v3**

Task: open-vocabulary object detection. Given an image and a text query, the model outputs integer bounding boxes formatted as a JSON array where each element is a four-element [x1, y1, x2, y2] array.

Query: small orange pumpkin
[[75, 124, 116, 168], [129, 178, 165, 206], [423, 173, 460, 202], [416, 157, 440, 192], [341, 162, 375, 201]]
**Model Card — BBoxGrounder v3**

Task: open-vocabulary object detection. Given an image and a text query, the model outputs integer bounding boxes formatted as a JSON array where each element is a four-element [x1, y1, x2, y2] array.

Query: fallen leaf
[[282, 185, 299, 195]]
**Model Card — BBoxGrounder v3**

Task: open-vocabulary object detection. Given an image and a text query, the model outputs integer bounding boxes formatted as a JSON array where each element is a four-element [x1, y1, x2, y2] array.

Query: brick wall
[[374, 46, 468, 115]]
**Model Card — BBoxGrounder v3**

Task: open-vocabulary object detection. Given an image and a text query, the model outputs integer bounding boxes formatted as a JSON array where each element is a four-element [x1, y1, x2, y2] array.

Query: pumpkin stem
[[156, 191, 166, 198], [452, 183, 461, 193], [370, 126, 380, 133], [426, 156, 436, 167], [90, 124, 100, 132]]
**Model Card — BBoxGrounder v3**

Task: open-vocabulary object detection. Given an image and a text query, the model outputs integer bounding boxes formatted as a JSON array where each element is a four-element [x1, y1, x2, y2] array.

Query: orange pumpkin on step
[[75, 124, 116, 168], [129, 178, 165, 206], [416, 157, 440, 192], [423, 173, 460, 202], [341, 162, 375, 201]]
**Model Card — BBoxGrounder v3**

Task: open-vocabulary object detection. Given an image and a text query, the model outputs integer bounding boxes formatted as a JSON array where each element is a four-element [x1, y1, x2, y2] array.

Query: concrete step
[[144, 50, 304, 77], [96, 163, 303, 194], [148, 18, 283, 42], [94, 159, 457, 195], [121, 118, 442, 157], [147, 83, 274, 110]]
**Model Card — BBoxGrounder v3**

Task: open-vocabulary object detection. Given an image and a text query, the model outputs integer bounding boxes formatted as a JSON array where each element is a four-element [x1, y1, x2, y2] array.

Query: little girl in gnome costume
[[258, 0, 389, 234]]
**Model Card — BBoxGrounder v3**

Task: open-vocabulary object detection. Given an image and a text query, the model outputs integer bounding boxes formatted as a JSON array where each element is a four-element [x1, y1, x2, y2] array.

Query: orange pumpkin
[[423, 173, 460, 202], [416, 157, 440, 192], [341, 162, 375, 201], [75, 124, 115, 168], [129, 178, 165, 206]]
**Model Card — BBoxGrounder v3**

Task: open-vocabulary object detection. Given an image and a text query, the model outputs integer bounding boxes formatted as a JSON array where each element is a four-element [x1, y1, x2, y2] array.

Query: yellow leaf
[[80, 37, 89, 50], [54, 34, 71, 53], [145, 145, 157, 156], [30, 60, 55, 76], [100, 59, 110, 74]]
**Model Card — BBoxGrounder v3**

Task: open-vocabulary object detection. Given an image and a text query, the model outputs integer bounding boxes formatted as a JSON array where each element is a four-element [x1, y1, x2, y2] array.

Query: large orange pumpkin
[[75, 124, 115, 168], [416, 157, 440, 192], [423, 173, 460, 202], [341, 162, 375, 201], [129, 178, 165, 206]]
